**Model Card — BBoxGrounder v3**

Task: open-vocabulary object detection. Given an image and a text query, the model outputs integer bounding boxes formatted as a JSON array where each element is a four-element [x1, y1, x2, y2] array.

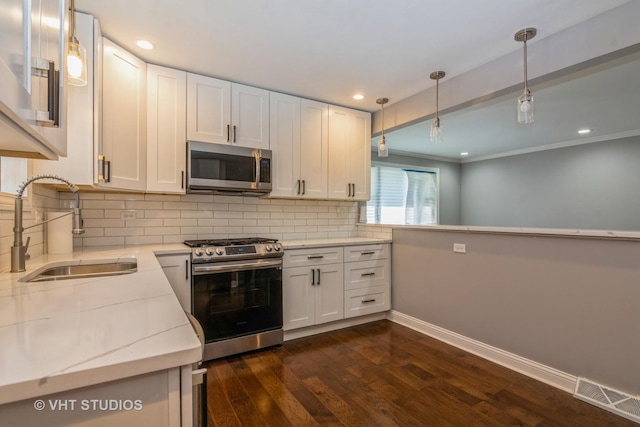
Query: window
[[366, 164, 438, 225]]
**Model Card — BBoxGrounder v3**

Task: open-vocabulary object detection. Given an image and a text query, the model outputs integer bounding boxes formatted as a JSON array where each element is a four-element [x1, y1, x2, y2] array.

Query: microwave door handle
[[254, 152, 260, 186]]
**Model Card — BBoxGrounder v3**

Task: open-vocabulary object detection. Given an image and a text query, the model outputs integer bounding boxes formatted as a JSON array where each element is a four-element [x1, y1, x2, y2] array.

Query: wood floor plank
[[205, 321, 636, 426]]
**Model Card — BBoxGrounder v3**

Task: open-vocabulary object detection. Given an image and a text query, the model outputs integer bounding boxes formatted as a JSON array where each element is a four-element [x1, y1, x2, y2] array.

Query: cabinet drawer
[[344, 258, 390, 290], [344, 244, 389, 262], [344, 285, 390, 318], [284, 246, 343, 267]]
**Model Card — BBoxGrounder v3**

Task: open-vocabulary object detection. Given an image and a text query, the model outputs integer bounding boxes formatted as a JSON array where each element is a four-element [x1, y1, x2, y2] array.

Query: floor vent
[[574, 377, 640, 424]]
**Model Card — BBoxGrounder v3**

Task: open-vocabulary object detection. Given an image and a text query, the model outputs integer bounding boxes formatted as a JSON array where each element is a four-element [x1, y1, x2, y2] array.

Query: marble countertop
[[0, 244, 199, 405], [281, 237, 392, 249]]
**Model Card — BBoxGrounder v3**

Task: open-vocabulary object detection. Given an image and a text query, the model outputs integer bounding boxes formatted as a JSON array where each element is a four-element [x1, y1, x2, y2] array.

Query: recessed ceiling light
[[352, 94, 364, 100], [578, 128, 591, 134], [461, 152, 469, 156], [136, 40, 155, 50]]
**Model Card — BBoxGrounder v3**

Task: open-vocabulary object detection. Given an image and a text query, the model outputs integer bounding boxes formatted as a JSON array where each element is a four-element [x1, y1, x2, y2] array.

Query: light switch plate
[[453, 243, 466, 253]]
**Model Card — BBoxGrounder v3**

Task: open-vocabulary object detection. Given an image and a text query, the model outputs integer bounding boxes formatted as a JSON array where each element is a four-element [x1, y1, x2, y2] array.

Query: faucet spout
[[11, 175, 84, 273]]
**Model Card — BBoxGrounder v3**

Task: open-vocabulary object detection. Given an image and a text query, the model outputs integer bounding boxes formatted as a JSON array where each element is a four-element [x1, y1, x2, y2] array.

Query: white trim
[[387, 310, 577, 393], [284, 312, 386, 341]]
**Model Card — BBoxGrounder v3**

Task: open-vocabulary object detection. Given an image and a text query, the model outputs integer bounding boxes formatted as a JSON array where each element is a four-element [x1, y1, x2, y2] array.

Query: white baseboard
[[387, 310, 577, 393]]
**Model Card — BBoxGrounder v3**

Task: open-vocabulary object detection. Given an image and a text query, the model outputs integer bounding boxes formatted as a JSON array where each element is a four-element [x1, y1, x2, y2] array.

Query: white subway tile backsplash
[[164, 218, 198, 227], [164, 201, 197, 210], [67, 193, 362, 248]]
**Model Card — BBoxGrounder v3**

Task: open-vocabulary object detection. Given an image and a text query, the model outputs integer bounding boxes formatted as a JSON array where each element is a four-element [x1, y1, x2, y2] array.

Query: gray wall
[[373, 152, 461, 225], [392, 228, 640, 394], [460, 136, 640, 230]]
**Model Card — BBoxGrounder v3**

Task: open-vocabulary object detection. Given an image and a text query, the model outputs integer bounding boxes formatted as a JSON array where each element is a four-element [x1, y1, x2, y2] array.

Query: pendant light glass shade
[[67, 0, 87, 86], [515, 28, 536, 124], [430, 117, 442, 144], [429, 71, 445, 144], [67, 37, 87, 86], [376, 98, 389, 158]]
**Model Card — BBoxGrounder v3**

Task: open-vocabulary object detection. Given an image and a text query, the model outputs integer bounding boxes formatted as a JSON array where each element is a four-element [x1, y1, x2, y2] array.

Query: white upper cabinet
[[100, 38, 147, 191], [186, 73, 230, 144], [327, 106, 371, 200], [300, 99, 329, 198], [147, 65, 186, 193], [187, 74, 269, 149], [269, 93, 328, 199], [0, 0, 67, 159], [32, 12, 98, 184], [269, 92, 300, 197]]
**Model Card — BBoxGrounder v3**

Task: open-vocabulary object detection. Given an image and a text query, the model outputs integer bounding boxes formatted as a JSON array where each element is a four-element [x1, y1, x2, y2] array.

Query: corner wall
[[391, 227, 640, 395]]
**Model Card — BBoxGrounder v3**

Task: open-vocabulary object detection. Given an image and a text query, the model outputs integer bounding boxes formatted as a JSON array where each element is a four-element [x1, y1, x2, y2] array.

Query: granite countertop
[[0, 244, 198, 405]]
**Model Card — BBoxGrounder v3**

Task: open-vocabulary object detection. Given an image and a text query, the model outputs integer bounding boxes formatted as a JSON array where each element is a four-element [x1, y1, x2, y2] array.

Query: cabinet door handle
[[307, 255, 324, 260], [181, 171, 185, 189], [361, 251, 375, 255], [302, 180, 306, 195], [105, 160, 111, 183], [185, 260, 189, 280], [347, 183, 351, 197], [227, 124, 230, 142], [297, 179, 301, 195], [362, 298, 376, 304], [33, 58, 60, 127], [98, 154, 106, 182], [311, 268, 315, 285], [233, 125, 237, 142], [316, 268, 321, 285], [361, 272, 376, 277], [351, 183, 356, 197]]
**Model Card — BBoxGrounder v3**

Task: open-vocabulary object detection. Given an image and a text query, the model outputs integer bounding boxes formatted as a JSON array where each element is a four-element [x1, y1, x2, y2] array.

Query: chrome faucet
[[11, 175, 85, 273]]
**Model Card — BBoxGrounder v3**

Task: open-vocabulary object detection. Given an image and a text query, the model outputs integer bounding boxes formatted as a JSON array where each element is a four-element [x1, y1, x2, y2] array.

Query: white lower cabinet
[[0, 367, 192, 427], [283, 243, 391, 332], [156, 253, 191, 312], [283, 263, 344, 330]]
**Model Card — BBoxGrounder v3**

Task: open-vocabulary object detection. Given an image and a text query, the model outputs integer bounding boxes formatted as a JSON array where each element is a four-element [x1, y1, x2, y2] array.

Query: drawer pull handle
[[361, 272, 376, 277], [307, 255, 324, 259], [362, 298, 376, 304], [361, 251, 375, 255]]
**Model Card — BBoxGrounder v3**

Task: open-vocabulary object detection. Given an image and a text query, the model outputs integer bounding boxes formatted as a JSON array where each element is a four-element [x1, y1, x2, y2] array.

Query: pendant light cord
[[523, 34, 529, 93]]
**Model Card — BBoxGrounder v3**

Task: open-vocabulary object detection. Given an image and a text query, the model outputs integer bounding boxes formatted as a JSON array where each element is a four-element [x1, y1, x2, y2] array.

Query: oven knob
[[215, 247, 224, 256], [194, 248, 204, 257], [274, 243, 282, 252], [265, 245, 273, 252], [205, 247, 215, 256]]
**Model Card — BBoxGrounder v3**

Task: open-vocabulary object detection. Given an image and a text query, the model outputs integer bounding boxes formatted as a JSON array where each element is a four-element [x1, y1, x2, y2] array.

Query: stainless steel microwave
[[186, 141, 272, 195]]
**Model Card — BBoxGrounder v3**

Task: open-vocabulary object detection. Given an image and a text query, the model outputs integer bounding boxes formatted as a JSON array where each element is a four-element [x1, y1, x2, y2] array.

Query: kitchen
[[1, 1, 640, 425]]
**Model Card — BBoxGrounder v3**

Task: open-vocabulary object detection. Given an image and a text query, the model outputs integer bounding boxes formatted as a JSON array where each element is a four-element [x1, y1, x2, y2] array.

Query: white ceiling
[[76, 0, 631, 114]]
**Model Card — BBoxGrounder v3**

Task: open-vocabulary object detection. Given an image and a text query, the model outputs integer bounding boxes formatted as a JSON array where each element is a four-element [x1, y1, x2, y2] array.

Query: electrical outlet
[[120, 210, 137, 220], [453, 243, 466, 254]]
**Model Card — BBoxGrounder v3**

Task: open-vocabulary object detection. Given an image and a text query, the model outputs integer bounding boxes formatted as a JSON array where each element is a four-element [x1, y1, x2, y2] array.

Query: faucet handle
[[25, 236, 31, 260]]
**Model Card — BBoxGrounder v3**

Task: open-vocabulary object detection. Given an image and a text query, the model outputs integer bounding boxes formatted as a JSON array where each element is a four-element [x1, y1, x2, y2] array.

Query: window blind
[[366, 165, 437, 225]]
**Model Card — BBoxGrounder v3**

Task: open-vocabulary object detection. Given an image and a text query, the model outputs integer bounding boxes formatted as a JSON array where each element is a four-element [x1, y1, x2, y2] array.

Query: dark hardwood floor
[[205, 320, 633, 426]]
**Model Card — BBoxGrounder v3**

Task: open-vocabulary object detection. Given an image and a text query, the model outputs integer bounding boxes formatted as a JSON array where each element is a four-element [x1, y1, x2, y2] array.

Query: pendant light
[[514, 28, 536, 124], [429, 71, 445, 144], [67, 0, 87, 86], [376, 98, 389, 158]]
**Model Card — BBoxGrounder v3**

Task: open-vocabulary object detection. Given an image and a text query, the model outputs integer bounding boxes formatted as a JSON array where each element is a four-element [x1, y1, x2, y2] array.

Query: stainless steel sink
[[19, 258, 137, 283]]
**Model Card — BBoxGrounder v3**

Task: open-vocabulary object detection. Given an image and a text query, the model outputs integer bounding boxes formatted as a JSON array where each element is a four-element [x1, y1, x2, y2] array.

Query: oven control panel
[[191, 242, 283, 263], [226, 246, 256, 255]]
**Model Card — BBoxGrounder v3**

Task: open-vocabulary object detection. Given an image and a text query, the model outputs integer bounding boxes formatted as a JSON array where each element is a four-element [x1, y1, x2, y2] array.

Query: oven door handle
[[192, 259, 282, 275]]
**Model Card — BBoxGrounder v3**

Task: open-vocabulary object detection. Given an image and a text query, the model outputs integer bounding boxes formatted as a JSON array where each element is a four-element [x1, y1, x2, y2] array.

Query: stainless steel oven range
[[183, 237, 284, 361]]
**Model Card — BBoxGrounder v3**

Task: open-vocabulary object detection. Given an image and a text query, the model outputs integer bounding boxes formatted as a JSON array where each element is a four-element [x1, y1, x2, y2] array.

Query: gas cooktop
[[184, 237, 283, 263], [183, 237, 278, 247]]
